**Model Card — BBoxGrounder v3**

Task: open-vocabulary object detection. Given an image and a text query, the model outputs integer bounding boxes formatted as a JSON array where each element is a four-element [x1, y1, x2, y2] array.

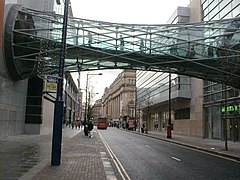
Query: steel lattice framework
[[3, 4, 240, 88]]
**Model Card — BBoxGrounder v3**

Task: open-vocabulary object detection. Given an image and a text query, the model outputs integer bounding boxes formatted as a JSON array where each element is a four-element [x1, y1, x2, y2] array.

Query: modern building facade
[[0, 0, 56, 138], [0, 0, 76, 137], [24, 72, 79, 134], [101, 70, 136, 127], [136, 0, 240, 142], [136, 0, 204, 137], [201, 0, 240, 142]]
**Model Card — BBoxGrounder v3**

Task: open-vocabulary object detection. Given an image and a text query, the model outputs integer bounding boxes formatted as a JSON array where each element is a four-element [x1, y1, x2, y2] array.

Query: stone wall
[[0, 51, 28, 138]]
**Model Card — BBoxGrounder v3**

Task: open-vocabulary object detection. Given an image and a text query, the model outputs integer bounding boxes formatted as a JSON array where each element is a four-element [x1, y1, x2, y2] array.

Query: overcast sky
[[71, 0, 191, 24], [70, 0, 191, 102]]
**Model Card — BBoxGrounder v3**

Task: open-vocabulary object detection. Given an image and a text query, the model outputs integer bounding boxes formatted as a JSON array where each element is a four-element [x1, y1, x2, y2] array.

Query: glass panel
[[202, 0, 209, 11], [220, 3, 233, 19], [8, 6, 240, 90], [232, 4, 240, 17], [220, 0, 231, 9], [232, 0, 240, 8]]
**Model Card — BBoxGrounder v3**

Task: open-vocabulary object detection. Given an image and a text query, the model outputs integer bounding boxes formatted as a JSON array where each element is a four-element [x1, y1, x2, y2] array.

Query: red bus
[[97, 118, 108, 129]]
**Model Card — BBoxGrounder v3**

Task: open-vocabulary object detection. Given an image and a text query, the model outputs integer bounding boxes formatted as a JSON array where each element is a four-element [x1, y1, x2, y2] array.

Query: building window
[[130, 109, 135, 118], [175, 108, 190, 120], [130, 92, 135, 98]]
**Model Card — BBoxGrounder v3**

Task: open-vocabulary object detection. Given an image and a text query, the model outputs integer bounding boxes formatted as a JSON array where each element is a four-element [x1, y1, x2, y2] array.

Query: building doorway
[[231, 118, 240, 142]]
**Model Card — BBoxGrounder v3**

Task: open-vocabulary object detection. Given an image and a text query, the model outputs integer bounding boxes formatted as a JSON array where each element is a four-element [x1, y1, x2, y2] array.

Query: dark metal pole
[[84, 74, 88, 135], [224, 85, 228, 150], [85, 75, 88, 122], [167, 73, 172, 138], [84, 73, 101, 132], [51, 0, 69, 166], [135, 86, 137, 131], [88, 91, 91, 120]]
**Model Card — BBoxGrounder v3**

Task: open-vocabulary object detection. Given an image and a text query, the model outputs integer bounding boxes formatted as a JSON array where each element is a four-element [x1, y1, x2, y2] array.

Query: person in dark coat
[[88, 121, 94, 138], [141, 123, 145, 133]]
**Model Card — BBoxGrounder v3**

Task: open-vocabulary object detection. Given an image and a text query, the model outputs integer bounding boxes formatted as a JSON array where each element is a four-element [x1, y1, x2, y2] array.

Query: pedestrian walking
[[71, 120, 74, 129], [88, 121, 94, 138], [141, 123, 145, 133], [120, 35, 124, 51], [190, 45, 195, 58], [126, 122, 129, 130], [208, 45, 214, 57], [139, 38, 145, 52], [78, 120, 81, 129], [88, 32, 92, 46]]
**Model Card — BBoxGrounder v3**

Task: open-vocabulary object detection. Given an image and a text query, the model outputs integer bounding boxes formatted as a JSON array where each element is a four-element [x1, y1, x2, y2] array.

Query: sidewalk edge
[[130, 130, 240, 163]]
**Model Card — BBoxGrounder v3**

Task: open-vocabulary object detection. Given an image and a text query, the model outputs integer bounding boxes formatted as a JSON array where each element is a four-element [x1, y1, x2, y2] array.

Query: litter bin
[[167, 125, 172, 138]]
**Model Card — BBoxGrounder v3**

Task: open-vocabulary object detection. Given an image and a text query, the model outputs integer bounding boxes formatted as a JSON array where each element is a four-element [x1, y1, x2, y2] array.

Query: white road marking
[[145, 145, 151, 148], [144, 144, 154, 150], [172, 157, 181, 162], [99, 131, 131, 180]]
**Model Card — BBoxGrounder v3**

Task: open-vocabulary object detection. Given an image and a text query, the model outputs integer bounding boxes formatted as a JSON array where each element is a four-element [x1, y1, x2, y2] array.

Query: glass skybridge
[[3, 4, 240, 88]]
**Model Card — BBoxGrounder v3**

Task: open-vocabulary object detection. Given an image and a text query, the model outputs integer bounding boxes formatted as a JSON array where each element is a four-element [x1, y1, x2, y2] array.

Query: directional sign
[[46, 75, 59, 83]]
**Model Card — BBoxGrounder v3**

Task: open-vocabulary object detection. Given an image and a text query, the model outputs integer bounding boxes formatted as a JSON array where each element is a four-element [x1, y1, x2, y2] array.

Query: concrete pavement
[[0, 127, 118, 180], [22, 128, 112, 180], [0, 127, 239, 180]]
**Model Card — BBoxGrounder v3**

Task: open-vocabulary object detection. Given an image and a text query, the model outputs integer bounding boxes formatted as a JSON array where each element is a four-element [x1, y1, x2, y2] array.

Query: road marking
[[172, 157, 181, 162], [144, 144, 154, 150], [100, 152, 117, 180], [172, 143, 240, 164], [99, 131, 131, 180]]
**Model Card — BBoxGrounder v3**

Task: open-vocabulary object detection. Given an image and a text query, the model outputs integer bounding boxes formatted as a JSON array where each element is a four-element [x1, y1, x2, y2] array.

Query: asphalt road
[[99, 127, 240, 180]]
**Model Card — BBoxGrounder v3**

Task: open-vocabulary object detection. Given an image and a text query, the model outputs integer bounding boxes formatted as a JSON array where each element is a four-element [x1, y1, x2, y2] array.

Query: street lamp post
[[84, 73, 102, 135], [87, 92, 99, 121], [51, 0, 69, 166]]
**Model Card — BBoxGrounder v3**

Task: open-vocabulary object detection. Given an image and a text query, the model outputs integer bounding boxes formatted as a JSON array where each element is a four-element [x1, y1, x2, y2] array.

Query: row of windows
[[202, 0, 240, 21], [64, 93, 76, 110], [144, 108, 190, 121], [137, 70, 191, 107], [175, 108, 190, 120], [65, 78, 78, 97], [204, 86, 240, 103], [202, 0, 240, 136], [202, 0, 240, 104], [128, 78, 135, 85], [137, 71, 170, 106]]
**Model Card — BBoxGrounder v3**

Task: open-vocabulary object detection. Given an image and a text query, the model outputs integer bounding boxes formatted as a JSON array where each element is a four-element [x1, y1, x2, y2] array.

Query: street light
[[135, 86, 137, 131], [84, 73, 102, 135], [87, 92, 99, 123]]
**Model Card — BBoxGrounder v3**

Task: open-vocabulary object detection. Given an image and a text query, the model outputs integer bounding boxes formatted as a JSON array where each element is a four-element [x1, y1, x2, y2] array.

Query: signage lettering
[[221, 105, 240, 113]]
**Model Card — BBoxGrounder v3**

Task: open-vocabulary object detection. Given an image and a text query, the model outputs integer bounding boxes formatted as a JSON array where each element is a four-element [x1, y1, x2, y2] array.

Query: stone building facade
[[101, 70, 136, 127], [0, 0, 57, 138], [91, 99, 102, 125], [0, 0, 75, 137]]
